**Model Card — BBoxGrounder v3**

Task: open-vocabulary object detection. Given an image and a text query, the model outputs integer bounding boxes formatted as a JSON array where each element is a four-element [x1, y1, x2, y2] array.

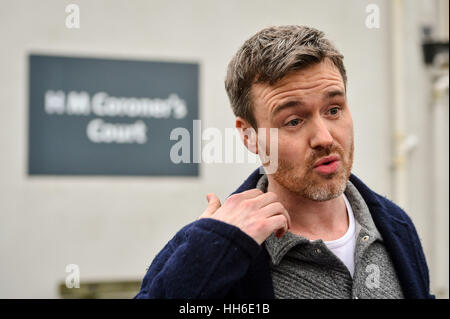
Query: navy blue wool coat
[[135, 168, 434, 299]]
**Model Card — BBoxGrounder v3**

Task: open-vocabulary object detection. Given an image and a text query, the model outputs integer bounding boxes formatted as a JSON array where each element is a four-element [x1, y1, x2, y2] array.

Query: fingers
[[228, 188, 263, 201], [248, 191, 278, 209], [199, 193, 222, 219], [258, 201, 291, 229], [227, 189, 277, 212], [200, 188, 291, 243], [267, 214, 289, 238]]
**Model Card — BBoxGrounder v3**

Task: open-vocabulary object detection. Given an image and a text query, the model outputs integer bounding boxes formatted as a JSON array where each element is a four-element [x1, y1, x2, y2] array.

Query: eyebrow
[[271, 89, 346, 118], [271, 100, 303, 118], [324, 89, 345, 100]]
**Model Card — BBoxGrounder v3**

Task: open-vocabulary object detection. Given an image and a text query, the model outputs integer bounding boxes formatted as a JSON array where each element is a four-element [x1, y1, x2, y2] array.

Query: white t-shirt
[[323, 194, 358, 277]]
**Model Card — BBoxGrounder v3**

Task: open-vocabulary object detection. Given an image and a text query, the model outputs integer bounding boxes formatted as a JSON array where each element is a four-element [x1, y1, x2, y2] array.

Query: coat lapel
[[349, 174, 430, 298]]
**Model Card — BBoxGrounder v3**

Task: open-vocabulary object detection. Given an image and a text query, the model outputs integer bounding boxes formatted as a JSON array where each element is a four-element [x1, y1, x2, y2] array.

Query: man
[[135, 25, 433, 299]]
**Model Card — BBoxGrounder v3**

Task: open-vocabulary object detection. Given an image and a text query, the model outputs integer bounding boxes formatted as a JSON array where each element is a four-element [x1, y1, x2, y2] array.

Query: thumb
[[199, 193, 222, 219]]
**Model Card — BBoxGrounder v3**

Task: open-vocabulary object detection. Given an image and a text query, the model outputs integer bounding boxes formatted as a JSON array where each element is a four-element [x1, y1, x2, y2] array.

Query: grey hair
[[225, 25, 347, 128]]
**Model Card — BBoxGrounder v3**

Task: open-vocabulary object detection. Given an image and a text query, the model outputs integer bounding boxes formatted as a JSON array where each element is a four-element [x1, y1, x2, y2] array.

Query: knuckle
[[252, 188, 263, 195], [255, 220, 268, 232], [243, 189, 261, 197], [274, 215, 285, 225], [266, 191, 278, 200], [274, 202, 284, 211], [226, 193, 240, 204], [240, 199, 254, 210]]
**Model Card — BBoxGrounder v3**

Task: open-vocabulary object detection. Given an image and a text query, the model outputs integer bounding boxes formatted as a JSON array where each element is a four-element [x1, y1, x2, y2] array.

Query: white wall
[[0, 0, 447, 298]]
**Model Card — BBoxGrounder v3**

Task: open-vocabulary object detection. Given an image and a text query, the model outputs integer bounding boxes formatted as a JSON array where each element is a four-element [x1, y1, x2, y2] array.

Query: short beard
[[272, 140, 354, 201]]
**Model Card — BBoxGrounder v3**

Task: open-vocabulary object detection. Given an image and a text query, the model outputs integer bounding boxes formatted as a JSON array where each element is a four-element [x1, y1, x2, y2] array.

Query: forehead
[[251, 59, 345, 117]]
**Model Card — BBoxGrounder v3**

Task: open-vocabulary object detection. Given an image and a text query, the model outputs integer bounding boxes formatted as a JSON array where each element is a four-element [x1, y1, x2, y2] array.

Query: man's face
[[251, 59, 354, 201]]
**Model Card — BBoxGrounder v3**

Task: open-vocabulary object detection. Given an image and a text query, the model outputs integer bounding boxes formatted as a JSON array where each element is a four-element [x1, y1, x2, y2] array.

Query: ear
[[236, 117, 258, 154]]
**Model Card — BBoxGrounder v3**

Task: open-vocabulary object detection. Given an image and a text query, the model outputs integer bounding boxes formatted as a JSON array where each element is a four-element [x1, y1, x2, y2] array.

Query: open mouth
[[313, 155, 340, 174], [313, 155, 339, 167]]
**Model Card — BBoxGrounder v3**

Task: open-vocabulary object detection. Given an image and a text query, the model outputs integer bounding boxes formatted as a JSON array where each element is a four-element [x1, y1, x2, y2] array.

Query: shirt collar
[[257, 174, 384, 266]]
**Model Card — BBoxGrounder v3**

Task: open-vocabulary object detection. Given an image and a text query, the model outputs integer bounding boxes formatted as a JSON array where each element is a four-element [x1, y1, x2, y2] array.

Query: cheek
[[277, 134, 307, 161], [344, 110, 354, 136], [334, 112, 354, 149], [343, 119, 354, 148]]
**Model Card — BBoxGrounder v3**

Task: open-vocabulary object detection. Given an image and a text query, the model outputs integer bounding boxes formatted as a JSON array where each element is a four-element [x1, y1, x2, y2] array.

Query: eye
[[285, 118, 302, 127], [327, 106, 341, 116]]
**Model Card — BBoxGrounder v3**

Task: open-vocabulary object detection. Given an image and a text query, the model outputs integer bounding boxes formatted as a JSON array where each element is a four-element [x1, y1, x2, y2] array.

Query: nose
[[309, 117, 333, 150]]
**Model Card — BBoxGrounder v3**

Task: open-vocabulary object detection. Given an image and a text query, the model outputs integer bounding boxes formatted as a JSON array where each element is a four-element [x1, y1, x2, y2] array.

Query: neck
[[266, 175, 348, 241]]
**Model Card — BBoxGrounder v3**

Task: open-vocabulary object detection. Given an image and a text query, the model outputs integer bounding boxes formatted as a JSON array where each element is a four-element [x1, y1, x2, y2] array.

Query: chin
[[303, 178, 348, 201], [274, 166, 350, 202]]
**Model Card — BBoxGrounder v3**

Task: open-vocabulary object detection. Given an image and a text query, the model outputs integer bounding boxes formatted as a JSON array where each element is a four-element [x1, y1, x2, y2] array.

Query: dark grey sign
[[28, 54, 199, 176]]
